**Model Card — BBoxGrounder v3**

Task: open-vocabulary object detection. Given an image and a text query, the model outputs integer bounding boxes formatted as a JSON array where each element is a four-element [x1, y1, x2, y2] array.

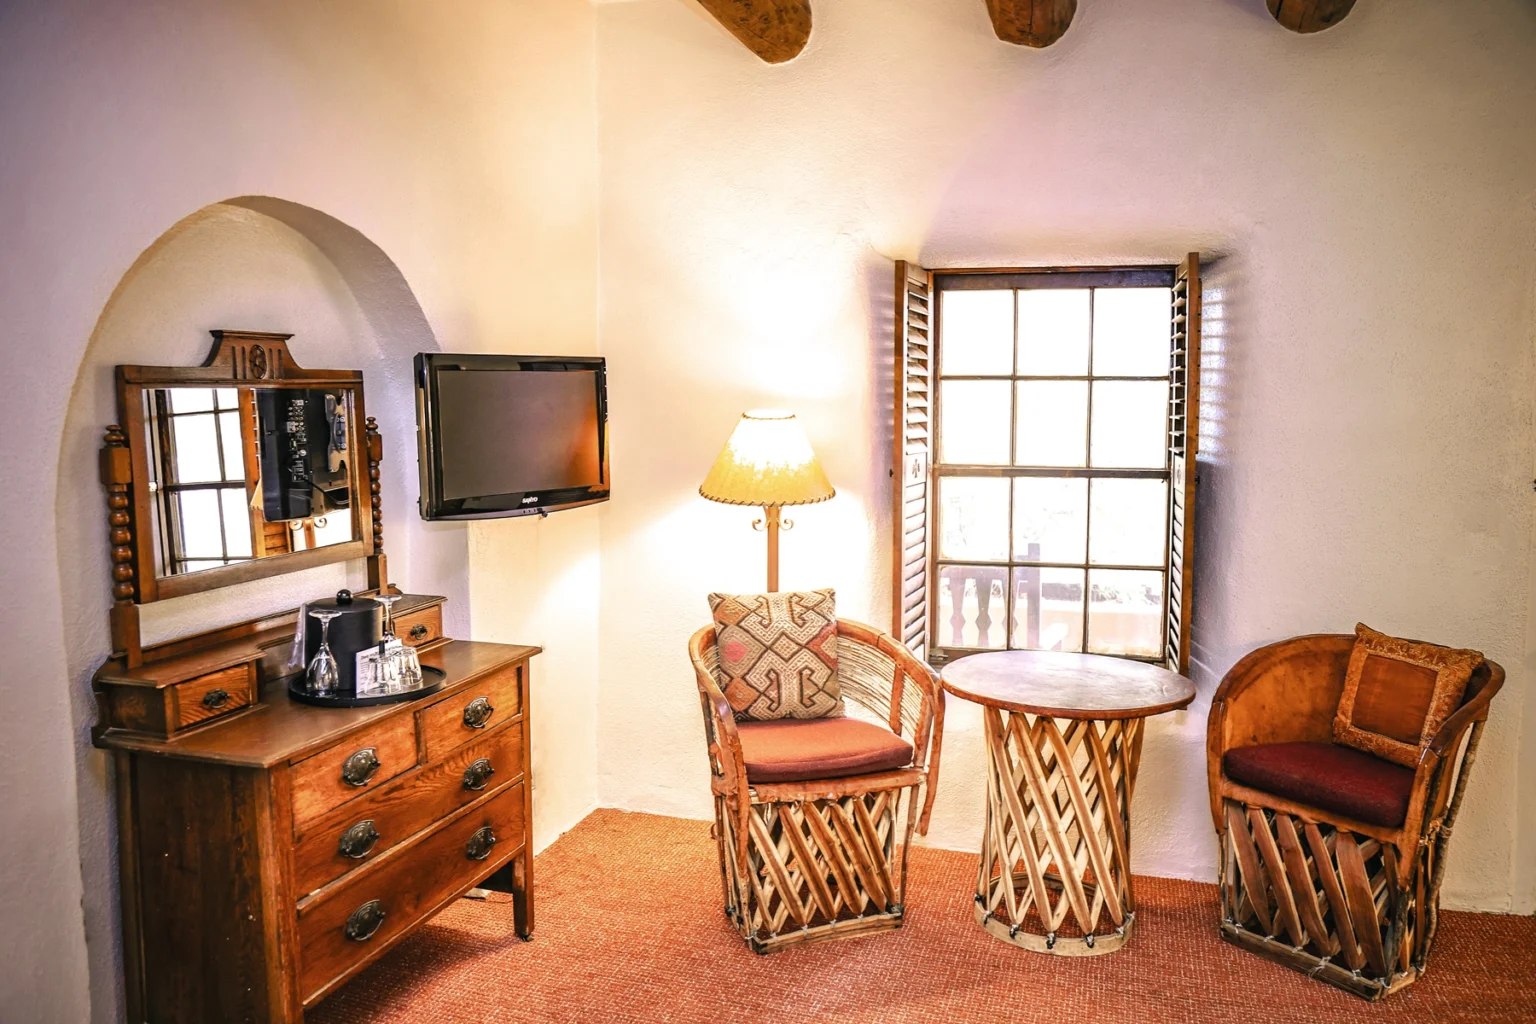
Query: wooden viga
[[986, 0, 1077, 48], [689, 618, 944, 953], [1267, 0, 1356, 34]]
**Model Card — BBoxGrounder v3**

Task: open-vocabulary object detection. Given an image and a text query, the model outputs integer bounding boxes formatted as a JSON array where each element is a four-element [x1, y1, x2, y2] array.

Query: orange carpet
[[310, 809, 1536, 1023]]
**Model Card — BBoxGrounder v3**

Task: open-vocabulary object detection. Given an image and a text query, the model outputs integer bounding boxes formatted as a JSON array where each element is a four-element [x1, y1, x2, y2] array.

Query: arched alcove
[[54, 197, 465, 1020]]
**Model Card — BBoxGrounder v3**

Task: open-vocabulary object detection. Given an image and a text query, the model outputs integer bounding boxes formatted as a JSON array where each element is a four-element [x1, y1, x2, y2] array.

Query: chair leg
[[1218, 798, 1425, 1001], [716, 786, 913, 953]]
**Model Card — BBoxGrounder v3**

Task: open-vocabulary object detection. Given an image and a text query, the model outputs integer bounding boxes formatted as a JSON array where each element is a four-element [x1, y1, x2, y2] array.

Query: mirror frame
[[102, 330, 385, 666]]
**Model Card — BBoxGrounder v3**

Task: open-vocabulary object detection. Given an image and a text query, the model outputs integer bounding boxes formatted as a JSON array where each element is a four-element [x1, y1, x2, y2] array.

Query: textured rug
[[310, 809, 1536, 1023]]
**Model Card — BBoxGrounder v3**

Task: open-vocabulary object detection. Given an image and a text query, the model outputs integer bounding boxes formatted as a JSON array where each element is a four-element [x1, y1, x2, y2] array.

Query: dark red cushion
[[1223, 742, 1415, 829], [736, 717, 914, 784]]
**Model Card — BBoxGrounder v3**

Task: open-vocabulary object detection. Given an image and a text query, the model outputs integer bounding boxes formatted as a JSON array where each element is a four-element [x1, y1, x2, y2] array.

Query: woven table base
[[974, 708, 1142, 956]]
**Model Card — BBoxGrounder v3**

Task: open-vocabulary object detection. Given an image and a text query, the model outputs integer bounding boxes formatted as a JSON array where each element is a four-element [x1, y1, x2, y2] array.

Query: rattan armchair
[[1207, 634, 1503, 1000], [689, 618, 944, 953]]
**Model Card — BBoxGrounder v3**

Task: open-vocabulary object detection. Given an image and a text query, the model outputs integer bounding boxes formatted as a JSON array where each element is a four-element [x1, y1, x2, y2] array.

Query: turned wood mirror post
[[102, 330, 385, 667]]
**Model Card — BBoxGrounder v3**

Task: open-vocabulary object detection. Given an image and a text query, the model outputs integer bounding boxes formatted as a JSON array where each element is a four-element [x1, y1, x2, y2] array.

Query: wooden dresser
[[95, 601, 538, 1023], [92, 332, 541, 1022]]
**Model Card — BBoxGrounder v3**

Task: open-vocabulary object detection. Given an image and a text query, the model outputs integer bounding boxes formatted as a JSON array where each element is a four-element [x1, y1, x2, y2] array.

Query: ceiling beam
[[691, 0, 812, 64], [1266, 0, 1357, 33], [986, 0, 1077, 48]]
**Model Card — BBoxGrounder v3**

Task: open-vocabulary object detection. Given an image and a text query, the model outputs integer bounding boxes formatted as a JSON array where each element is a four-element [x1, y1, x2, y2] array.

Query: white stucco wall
[[593, 0, 1536, 915], [0, 2, 600, 1021], [3, 0, 1535, 1020]]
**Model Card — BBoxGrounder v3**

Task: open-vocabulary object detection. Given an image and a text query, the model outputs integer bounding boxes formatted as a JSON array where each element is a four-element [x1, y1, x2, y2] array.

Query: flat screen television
[[415, 353, 609, 521]]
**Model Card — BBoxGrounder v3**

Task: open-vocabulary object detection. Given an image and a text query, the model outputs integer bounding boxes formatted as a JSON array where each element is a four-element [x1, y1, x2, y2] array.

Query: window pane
[[172, 414, 222, 483], [1088, 568, 1164, 657], [1015, 381, 1088, 467], [214, 387, 239, 409], [177, 490, 224, 558], [1017, 289, 1089, 376], [311, 511, 354, 547], [940, 290, 1013, 375], [937, 565, 1008, 649], [1012, 477, 1087, 563], [220, 488, 253, 558], [1090, 379, 1168, 469], [181, 559, 226, 573], [219, 410, 244, 481], [939, 477, 1009, 561], [1011, 566, 1084, 653], [169, 387, 215, 414], [1089, 478, 1167, 566], [1092, 287, 1171, 377], [939, 380, 1011, 465]]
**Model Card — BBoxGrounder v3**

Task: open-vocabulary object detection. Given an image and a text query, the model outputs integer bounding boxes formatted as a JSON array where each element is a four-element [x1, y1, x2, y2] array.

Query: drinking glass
[[397, 645, 423, 692], [306, 609, 344, 698]]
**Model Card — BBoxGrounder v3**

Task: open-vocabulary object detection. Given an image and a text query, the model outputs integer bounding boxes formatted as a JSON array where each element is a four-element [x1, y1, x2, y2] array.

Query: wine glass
[[374, 593, 405, 693], [377, 593, 402, 642], [307, 608, 344, 697]]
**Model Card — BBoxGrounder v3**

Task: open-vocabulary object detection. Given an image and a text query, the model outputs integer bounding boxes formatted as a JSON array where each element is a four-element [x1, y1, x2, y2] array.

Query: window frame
[[928, 265, 1179, 664]]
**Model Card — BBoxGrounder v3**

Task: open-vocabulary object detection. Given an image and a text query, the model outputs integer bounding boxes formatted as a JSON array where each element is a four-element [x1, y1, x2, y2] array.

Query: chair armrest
[[687, 625, 747, 799], [1426, 659, 1504, 757], [836, 618, 944, 835], [1207, 634, 1353, 833]]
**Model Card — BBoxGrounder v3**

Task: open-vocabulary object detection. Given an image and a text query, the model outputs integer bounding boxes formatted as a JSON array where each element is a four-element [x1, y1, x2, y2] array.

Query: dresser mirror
[[141, 384, 357, 577], [104, 330, 384, 666]]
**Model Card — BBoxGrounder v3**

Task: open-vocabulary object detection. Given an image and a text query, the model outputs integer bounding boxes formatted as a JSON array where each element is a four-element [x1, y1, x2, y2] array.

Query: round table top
[[939, 650, 1196, 720]]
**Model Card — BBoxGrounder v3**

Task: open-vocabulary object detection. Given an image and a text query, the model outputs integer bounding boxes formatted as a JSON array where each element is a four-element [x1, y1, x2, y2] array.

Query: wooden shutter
[[892, 261, 932, 660], [1165, 253, 1201, 675]]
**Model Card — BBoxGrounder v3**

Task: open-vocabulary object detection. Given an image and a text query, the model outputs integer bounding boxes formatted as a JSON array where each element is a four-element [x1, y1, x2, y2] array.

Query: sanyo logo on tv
[[521, 496, 538, 504]]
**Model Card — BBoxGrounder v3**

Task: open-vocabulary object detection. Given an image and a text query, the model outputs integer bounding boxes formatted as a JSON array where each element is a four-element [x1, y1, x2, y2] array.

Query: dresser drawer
[[174, 664, 255, 729], [291, 722, 525, 896], [419, 664, 523, 763], [297, 781, 526, 1004], [394, 603, 443, 649], [290, 715, 419, 829]]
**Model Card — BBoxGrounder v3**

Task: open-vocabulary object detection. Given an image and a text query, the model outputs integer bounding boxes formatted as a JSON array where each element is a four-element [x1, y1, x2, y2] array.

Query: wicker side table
[[941, 651, 1194, 956]]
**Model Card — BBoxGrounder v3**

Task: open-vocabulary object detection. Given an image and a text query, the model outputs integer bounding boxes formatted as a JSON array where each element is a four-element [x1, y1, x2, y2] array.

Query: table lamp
[[700, 409, 835, 592]]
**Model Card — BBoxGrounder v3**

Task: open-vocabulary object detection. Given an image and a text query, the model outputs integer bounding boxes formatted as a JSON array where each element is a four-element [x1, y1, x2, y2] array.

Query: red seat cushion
[[1223, 742, 1415, 829], [736, 717, 915, 784]]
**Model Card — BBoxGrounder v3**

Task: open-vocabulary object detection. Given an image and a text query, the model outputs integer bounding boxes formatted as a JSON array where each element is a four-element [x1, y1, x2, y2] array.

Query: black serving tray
[[286, 664, 447, 708]]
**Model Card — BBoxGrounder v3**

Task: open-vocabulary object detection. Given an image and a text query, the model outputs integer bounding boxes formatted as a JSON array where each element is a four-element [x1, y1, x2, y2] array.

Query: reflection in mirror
[[143, 386, 356, 579]]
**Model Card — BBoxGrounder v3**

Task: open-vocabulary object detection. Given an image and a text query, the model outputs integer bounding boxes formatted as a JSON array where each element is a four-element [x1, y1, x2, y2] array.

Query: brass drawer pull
[[466, 826, 497, 862], [201, 688, 230, 710], [338, 820, 381, 860], [463, 757, 495, 792], [463, 696, 495, 730], [344, 900, 386, 942], [409, 623, 430, 640], [341, 747, 381, 787]]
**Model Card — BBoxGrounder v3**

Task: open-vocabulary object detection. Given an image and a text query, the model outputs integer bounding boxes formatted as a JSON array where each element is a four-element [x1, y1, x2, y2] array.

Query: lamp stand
[[752, 504, 787, 592], [765, 504, 780, 592]]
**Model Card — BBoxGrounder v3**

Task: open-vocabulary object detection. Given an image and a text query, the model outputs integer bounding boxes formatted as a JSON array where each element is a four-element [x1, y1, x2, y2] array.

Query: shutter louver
[[1165, 253, 1201, 675], [892, 260, 932, 660]]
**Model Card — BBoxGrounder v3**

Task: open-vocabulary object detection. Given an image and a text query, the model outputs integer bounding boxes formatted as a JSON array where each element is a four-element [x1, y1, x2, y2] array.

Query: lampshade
[[699, 409, 835, 507]]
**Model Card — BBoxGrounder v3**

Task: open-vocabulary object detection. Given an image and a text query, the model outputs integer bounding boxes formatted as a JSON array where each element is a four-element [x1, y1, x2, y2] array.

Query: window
[[145, 387, 255, 574], [891, 258, 1200, 672]]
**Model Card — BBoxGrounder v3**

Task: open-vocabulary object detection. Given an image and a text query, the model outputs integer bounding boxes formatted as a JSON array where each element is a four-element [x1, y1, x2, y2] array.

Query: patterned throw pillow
[[1332, 623, 1481, 768], [708, 589, 844, 721]]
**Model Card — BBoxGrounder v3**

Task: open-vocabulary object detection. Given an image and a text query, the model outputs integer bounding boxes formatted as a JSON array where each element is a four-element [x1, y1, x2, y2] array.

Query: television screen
[[415, 354, 609, 520]]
